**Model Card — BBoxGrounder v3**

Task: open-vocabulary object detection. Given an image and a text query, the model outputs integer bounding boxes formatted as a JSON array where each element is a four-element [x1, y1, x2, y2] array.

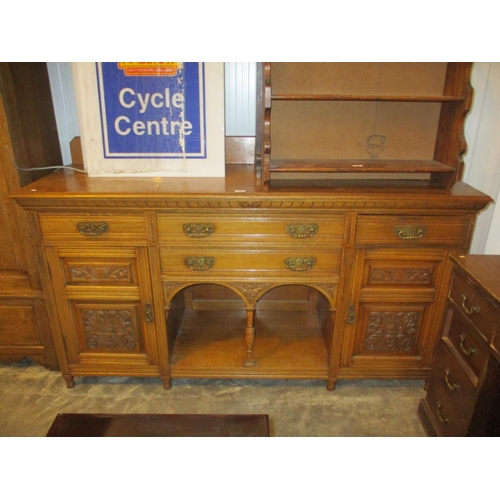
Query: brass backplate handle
[[284, 257, 316, 271], [459, 333, 478, 356], [77, 222, 109, 236], [286, 223, 319, 238], [394, 225, 427, 240], [183, 223, 215, 238], [461, 293, 480, 315], [185, 256, 216, 271]]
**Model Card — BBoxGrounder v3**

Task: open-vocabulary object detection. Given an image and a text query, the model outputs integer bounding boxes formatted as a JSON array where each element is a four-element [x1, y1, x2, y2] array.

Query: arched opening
[[166, 284, 248, 375], [251, 285, 333, 375], [165, 283, 334, 379]]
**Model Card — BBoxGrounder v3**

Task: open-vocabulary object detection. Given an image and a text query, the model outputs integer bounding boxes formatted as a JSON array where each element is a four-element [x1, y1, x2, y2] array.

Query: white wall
[[47, 62, 500, 254], [463, 62, 500, 254]]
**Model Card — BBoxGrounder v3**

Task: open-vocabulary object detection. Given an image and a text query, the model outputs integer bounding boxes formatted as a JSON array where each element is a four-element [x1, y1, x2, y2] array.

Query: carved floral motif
[[364, 311, 420, 352], [232, 282, 272, 301], [81, 309, 137, 350], [69, 265, 130, 282], [369, 268, 432, 285]]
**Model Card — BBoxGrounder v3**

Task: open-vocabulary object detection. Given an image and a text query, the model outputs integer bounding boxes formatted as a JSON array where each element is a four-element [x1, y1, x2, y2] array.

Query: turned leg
[[327, 378, 337, 391], [162, 376, 172, 390], [63, 375, 75, 388], [244, 309, 255, 367]]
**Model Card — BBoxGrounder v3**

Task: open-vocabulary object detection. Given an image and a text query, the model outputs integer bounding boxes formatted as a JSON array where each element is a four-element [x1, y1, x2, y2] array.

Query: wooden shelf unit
[[256, 62, 473, 188]]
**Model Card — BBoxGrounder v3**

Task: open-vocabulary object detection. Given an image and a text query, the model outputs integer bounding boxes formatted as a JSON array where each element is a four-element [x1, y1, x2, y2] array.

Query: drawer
[[425, 374, 468, 437], [444, 306, 489, 384], [430, 340, 478, 422], [159, 248, 341, 277], [355, 215, 468, 246], [449, 270, 499, 343], [157, 214, 346, 246], [38, 215, 148, 244]]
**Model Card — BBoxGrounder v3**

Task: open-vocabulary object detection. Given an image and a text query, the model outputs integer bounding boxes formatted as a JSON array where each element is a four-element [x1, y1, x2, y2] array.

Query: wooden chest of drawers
[[418, 255, 500, 436], [12, 166, 492, 391]]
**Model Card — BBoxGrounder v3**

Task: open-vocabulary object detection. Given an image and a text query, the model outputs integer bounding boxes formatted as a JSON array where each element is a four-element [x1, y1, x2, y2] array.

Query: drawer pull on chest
[[436, 401, 450, 424], [285, 223, 319, 238], [394, 225, 427, 240], [77, 222, 109, 236], [459, 333, 478, 357], [185, 256, 216, 271], [183, 223, 215, 238], [444, 368, 461, 392], [284, 257, 316, 272], [461, 293, 481, 315]]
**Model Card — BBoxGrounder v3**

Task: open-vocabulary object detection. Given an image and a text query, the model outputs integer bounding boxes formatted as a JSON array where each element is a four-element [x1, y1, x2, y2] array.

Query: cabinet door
[[45, 247, 160, 376], [340, 248, 450, 376]]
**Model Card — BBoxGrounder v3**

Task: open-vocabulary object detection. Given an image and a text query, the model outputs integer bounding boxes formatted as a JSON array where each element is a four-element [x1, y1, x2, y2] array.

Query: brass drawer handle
[[284, 257, 316, 272], [394, 225, 427, 240], [444, 368, 461, 391], [286, 223, 319, 238], [183, 223, 215, 238], [144, 303, 154, 322], [459, 333, 478, 357], [436, 401, 450, 424], [185, 256, 216, 271], [461, 293, 480, 315], [77, 222, 109, 236]]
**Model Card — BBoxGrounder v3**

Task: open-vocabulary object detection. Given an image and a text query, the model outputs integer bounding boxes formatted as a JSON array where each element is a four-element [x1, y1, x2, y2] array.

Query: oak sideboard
[[12, 165, 492, 390]]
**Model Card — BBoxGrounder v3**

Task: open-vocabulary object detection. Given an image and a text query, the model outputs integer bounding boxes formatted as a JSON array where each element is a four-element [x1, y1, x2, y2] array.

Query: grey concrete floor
[[0, 358, 427, 437]]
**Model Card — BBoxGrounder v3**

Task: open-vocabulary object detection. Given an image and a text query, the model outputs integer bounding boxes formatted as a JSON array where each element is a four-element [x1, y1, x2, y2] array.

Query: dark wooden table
[[46, 413, 270, 437]]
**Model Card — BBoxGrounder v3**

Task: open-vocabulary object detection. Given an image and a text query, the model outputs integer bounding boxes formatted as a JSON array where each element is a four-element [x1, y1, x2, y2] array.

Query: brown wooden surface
[[257, 62, 473, 187], [0, 63, 61, 369], [11, 165, 492, 391], [46, 413, 270, 437], [418, 255, 500, 436]]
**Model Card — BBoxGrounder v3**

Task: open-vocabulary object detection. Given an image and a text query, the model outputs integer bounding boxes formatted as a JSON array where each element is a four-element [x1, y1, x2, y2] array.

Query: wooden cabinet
[[418, 255, 500, 436], [12, 167, 491, 390], [0, 63, 61, 368]]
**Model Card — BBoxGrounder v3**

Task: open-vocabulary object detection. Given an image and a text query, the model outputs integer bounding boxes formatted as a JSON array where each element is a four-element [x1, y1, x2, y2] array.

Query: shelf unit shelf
[[272, 94, 466, 103]]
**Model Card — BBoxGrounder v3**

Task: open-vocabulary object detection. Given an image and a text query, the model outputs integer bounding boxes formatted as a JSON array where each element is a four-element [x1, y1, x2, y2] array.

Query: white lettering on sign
[[118, 87, 184, 113], [115, 87, 190, 138], [114, 116, 193, 136]]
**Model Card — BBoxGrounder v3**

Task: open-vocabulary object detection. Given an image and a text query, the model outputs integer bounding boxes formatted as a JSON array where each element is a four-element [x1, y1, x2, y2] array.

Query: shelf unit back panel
[[272, 62, 448, 96], [272, 100, 441, 160]]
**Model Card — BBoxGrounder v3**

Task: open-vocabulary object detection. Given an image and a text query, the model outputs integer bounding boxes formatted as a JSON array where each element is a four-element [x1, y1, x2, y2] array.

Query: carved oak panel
[[359, 307, 424, 354], [75, 305, 142, 352]]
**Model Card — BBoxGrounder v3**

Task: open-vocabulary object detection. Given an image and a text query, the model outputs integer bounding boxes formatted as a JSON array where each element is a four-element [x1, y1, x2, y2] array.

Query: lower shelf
[[169, 309, 330, 378]]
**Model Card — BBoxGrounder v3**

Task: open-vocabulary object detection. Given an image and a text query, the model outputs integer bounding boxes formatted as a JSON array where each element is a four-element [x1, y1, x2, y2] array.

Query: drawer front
[[430, 340, 477, 421], [444, 307, 489, 383], [355, 215, 468, 246], [425, 374, 468, 437], [159, 248, 341, 277], [449, 270, 498, 342], [157, 214, 346, 246], [39, 215, 148, 244]]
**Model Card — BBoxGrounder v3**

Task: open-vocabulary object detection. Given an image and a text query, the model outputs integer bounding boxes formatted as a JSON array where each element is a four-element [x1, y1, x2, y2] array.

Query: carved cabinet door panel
[[45, 246, 160, 375], [339, 247, 452, 377]]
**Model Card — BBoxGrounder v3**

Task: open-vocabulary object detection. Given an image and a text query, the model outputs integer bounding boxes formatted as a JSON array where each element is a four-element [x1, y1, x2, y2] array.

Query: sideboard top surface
[[12, 165, 492, 212]]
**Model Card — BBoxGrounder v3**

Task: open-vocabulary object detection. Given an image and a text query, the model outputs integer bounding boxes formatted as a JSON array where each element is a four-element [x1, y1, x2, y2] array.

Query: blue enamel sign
[[96, 62, 206, 159]]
